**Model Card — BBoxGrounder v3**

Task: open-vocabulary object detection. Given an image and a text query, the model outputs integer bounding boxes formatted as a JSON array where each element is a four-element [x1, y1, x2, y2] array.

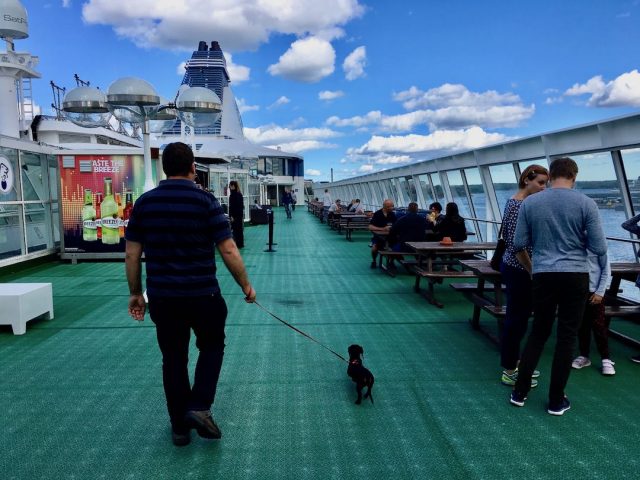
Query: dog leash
[[254, 301, 348, 364]]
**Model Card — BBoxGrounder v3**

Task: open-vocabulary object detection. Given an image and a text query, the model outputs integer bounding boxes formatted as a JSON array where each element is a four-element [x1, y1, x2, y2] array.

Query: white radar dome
[[0, 0, 29, 40]]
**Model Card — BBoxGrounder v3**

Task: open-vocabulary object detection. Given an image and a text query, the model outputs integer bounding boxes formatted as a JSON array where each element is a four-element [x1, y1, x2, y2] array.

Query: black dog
[[347, 344, 374, 405]]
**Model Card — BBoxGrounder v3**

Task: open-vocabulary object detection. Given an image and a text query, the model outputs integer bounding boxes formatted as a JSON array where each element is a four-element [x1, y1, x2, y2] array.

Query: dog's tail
[[364, 377, 375, 404]]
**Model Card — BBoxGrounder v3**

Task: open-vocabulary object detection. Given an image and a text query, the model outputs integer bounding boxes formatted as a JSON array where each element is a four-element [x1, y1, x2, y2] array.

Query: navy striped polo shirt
[[125, 179, 232, 297]]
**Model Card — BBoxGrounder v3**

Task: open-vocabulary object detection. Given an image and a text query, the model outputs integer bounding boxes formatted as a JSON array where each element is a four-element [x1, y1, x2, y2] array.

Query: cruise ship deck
[[1, 207, 640, 479]]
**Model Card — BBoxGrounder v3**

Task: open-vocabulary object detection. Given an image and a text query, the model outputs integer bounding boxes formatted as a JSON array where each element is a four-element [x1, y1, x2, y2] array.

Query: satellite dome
[[0, 0, 28, 40]]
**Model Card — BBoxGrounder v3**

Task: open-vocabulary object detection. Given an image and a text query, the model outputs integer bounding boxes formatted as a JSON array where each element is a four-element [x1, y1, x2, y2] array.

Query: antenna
[[74, 73, 90, 87], [50, 81, 66, 120]]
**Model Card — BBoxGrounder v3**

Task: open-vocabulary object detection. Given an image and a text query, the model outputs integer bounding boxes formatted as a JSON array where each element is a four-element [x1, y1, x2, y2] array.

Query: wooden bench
[[0, 283, 54, 335], [377, 251, 419, 277], [343, 220, 371, 241], [414, 267, 477, 308]]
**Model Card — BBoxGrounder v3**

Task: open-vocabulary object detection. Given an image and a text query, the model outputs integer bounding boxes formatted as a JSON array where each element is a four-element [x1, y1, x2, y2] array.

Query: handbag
[[489, 223, 506, 271]]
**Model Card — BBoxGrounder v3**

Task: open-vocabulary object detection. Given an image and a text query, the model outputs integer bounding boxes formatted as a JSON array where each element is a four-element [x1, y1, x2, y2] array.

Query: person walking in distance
[[125, 142, 256, 446], [228, 180, 245, 249], [509, 157, 607, 416]]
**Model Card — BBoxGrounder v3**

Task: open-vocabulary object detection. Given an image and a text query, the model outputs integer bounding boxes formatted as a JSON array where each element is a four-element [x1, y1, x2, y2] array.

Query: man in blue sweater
[[509, 157, 607, 415]]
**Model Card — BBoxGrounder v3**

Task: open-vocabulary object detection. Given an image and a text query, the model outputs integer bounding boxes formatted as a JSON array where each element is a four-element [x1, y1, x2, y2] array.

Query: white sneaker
[[601, 359, 616, 376], [572, 356, 591, 369]]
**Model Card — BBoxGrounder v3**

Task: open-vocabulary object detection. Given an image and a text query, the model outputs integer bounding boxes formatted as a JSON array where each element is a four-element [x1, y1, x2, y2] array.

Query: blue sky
[[16, 0, 640, 181]]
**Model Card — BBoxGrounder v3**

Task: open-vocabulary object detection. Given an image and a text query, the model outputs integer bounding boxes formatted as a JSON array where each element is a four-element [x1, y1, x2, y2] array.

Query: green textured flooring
[[1, 207, 640, 480]]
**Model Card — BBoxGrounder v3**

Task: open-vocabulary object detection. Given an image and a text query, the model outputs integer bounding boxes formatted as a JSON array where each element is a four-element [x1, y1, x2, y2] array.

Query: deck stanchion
[[264, 208, 277, 252]]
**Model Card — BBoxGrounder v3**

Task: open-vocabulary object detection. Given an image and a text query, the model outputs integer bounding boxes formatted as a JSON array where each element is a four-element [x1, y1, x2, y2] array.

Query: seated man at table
[[368, 199, 396, 269], [386, 202, 428, 271], [327, 199, 343, 222]]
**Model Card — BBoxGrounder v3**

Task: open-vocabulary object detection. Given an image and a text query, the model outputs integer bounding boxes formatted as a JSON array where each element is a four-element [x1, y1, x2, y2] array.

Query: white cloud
[[343, 46, 366, 81], [244, 125, 341, 144], [564, 70, 640, 107], [327, 83, 534, 132], [393, 83, 523, 110], [358, 164, 374, 172], [545, 97, 563, 105], [62, 0, 71, 7], [82, 0, 364, 51], [268, 37, 335, 83], [327, 104, 533, 132], [350, 127, 510, 155], [224, 53, 250, 83], [236, 98, 259, 113], [326, 111, 382, 128], [268, 96, 291, 109], [268, 140, 338, 153], [306, 169, 322, 176], [319, 90, 345, 101], [177, 61, 186, 75]]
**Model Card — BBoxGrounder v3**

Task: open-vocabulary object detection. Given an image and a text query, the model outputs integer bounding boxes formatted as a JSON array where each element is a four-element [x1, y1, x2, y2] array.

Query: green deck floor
[[1, 207, 640, 479]]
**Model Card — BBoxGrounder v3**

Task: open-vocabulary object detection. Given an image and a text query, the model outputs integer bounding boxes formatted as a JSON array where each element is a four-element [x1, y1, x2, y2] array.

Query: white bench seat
[[0, 283, 54, 335]]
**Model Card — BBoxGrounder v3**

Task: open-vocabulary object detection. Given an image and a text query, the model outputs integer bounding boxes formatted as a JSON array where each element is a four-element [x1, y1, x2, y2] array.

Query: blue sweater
[[513, 187, 607, 274]]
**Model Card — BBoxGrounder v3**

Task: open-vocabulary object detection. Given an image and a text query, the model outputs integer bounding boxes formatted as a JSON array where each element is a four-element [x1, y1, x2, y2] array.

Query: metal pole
[[142, 119, 155, 192], [264, 208, 277, 252]]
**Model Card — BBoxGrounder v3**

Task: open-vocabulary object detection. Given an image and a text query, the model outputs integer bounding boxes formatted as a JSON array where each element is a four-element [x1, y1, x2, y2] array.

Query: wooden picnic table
[[455, 259, 640, 347], [404, 241, 497, 308]]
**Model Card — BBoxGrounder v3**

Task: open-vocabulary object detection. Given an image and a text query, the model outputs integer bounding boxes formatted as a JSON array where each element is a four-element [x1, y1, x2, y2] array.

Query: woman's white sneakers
[[572, 356, 615, 375]]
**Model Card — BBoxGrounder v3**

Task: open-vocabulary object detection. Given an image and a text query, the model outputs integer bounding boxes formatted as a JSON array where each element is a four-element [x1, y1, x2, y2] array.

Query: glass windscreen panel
[[371, 181, 383, 207], [445, 170, 473, 217], [489, 163, 518, 216], [48, 155, 59, 201], [405, 176, 418, 203], [571, 152, 632, 261], [0, 204, 22, 259], [417, 174, 433, 207], [464, 168, 486, 222], [21, 152, 48, 202], [430, 173, 444, 204], [621, 147, 640, 213], [25, 202, 50, 252]]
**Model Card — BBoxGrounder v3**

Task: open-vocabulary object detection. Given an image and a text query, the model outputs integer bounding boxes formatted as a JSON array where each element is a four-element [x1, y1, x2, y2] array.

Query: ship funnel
[[0, 0, 29, 41]]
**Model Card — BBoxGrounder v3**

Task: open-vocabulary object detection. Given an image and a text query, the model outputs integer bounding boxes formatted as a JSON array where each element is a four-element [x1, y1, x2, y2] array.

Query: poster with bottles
[[58, 153, 151, 256]]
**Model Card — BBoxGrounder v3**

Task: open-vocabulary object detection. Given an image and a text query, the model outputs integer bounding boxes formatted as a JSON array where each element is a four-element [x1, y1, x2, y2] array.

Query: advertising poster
[[59, 154, 151, 255]]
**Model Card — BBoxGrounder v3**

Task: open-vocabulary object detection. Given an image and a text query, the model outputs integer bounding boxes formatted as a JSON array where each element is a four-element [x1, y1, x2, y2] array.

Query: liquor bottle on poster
[[123, 191, 133, 230], [82, 189, 97, 241], [100, 177, 120, 244], [95, 192, 103, 240], [116, 192, 124, 238]]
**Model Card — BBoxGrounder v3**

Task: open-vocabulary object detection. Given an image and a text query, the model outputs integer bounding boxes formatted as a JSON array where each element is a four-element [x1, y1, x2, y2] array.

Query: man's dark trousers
[[514, 272, 589, 405], [149, 294, 227, 433]]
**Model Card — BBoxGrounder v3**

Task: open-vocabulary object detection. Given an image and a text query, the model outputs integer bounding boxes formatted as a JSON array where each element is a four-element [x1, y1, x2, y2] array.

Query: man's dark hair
[[429, 202, 443, 213], [408, 202, 419, 213], [549, 157, 578, 180], [162, 142, 194, 177]]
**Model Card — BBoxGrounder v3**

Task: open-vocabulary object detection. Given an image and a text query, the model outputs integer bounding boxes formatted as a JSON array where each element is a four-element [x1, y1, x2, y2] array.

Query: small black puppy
[[347, 344, 374, 405]]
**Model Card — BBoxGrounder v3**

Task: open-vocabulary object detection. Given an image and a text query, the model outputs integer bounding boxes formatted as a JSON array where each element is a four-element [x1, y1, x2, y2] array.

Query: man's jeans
[[149, 294, 227, 432], [514, 272, 589, 404]]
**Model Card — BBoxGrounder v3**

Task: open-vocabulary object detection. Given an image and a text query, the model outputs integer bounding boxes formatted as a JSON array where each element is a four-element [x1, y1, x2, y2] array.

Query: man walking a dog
[[509, 157, 607, 415], [125, 142, 256, 446]]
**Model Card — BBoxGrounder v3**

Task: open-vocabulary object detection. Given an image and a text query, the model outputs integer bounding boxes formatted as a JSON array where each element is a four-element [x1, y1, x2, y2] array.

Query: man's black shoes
[[172, 429, 191, 446], [185, 410, 222, 439]]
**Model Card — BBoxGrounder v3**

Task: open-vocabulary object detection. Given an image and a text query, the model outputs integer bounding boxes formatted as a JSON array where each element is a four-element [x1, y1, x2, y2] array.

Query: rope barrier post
[[264, 208, 277, 253]]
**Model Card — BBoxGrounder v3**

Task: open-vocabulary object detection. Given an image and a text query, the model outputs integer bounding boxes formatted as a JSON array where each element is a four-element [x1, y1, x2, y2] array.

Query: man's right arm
[[217, 237, 256, 303], [621, 212, 640, 236]]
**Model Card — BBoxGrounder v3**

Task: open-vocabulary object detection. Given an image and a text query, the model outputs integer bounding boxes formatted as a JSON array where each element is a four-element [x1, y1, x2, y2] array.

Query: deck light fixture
[[62, 77, 222, 191]]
